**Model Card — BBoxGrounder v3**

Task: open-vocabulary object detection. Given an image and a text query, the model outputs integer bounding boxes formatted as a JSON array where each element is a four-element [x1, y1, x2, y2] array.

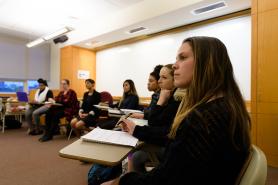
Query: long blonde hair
[[169, 37, 251, 152]]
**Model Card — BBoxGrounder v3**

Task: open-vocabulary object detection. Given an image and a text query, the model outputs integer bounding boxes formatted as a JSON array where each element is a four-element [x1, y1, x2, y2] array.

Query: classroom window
[[0, 81, 24, 93], [27, 80, 39, 91]]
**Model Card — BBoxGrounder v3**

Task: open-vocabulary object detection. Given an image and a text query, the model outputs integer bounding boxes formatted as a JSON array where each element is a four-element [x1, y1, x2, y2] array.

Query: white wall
[[96, 16, 251, 100], [0, 35, 50, 81], [48, 43, 60, 89]]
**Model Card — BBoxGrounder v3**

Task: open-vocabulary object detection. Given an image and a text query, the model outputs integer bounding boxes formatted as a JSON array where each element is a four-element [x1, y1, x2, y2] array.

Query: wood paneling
[[257, 114, 278, 167], [252, 0, 258, 14], [250, 113, 257, 144], [258, 102, 278, 114], [60, 46, 96, 98], [258, 0, 278, 13], [257, 10, 278, 102], [253, 0, 278, 167]]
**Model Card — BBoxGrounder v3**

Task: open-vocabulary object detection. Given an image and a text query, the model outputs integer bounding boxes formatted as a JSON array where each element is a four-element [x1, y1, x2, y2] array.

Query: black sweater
[[120, 98, 249, 185], [81, 91, 101, 117], [132, 92, 180, 146], [118, 94, 139, 110]]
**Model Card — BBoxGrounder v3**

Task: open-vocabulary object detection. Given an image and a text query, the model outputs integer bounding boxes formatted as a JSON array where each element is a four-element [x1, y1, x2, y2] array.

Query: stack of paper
[[127, 118, 148, 127], [81, 127, 138, 147]]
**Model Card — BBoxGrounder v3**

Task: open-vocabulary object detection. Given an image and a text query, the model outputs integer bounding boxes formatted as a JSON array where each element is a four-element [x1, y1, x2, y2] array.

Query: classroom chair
[[236, 145, 267, 185]]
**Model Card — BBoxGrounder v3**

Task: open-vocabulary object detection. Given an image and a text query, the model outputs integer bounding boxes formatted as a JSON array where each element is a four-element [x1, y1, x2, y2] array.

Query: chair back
[[100, 91, 113, 106], [236, 145, 267, 185]]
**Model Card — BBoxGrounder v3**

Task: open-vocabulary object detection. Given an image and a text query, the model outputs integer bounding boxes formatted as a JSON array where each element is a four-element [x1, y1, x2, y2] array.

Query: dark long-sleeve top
[[143, 91, 160, 120], [120, 97, 249, 185], [118, 93, 139, 110], [132, 90, 180, 146], [80, 91, 101, 117], [55, 89, 79, 121]]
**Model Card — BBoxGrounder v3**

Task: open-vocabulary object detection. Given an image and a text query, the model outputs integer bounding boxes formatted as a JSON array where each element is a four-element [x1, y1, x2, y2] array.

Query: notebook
[[16, 92, 28, 102], [108, 109, 125, 115], [81, 127, 138, 147]]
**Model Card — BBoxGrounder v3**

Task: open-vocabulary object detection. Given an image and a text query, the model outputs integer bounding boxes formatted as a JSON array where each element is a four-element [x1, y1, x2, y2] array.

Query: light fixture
[[191, 1, 227, 15], [126, 26, 147, 34], [26, 27, 73, 48], [26, 38, 44, 48], [43, 27, 72, 40]]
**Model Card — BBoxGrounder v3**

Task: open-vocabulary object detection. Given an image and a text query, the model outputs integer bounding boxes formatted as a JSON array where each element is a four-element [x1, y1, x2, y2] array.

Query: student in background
[[99, 79, 139, 130], [70, 79, 101, 138], [131, 65, 162, 120], [39, 79, 79, 142], [25, 78, 53, 135], [116, 79, 139, 110], [102, 36, 251, 185]]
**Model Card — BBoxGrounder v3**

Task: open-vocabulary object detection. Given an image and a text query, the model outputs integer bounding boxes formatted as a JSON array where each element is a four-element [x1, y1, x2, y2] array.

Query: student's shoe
[[30, 130, 43, 136], [28, 130, 36, 135], [39, 135, 52, 142]]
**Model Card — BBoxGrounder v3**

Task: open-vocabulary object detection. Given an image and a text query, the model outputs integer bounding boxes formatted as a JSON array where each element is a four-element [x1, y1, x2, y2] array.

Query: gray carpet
[[0, 124, 91, 185]]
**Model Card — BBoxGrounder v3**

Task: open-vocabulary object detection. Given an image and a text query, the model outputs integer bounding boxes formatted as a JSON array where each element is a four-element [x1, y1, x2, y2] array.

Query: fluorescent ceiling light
[[26, 26, 73, 48], [26, 38, 44, 48], [43, 27, 72, 40]]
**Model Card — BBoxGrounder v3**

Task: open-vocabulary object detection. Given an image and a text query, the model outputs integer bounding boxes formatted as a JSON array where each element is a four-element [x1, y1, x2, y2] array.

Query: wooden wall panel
[[258, 0, 278, 12], [60, 46, 96, 98], [253, 0, 278, 167], [257, 10, 278, 102], [250, 113, 257, 144], [60, 46, 73, 85], [257, 114, 278, 167]]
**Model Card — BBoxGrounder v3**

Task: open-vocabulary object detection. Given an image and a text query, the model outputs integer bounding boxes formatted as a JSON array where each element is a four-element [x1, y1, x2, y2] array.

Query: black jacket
[[120, 98, 249, 185], [132, 89, 180, 146]]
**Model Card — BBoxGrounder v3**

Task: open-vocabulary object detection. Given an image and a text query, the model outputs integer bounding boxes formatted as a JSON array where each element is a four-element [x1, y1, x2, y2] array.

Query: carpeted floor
[[0, 123, 278, 185], [0, 124, 91, 185]]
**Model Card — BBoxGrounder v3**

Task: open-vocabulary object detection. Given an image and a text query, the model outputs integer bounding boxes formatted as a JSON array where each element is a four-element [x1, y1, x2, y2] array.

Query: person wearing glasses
[[39, 79, 79, 142]]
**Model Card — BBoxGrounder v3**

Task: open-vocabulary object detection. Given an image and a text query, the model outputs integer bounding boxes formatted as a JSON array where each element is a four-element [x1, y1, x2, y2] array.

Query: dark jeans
[[132, 144, 165, 173], [44, 107, 65, 138]]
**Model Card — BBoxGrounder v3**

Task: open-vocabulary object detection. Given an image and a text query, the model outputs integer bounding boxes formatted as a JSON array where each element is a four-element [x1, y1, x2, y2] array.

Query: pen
[[115, 112, 132, 127]]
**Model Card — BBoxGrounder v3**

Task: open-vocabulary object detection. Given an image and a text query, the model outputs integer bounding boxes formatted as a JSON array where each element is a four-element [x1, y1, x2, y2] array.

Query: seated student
[[124, 64, 183, 173], [99, 79, 139, 130], [131, 65, 162, 120], [39, 79, 79, 142], [70, 79, 101, 137], [25, 78, 53, 135], [114, 79, 139, 109], [102, 36, 251, 185]]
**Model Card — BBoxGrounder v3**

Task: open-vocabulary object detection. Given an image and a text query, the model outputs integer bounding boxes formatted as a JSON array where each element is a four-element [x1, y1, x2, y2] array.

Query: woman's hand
[[48, 98, 55, 103], [157, 89, 172, 106], [130, 113, 144, 119], [121, 119, 136, 135]]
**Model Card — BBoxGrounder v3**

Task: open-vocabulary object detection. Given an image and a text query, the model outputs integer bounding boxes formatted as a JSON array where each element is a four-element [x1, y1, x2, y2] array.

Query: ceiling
[[0, 0, 143, 40], [0, 0, 251, 49]]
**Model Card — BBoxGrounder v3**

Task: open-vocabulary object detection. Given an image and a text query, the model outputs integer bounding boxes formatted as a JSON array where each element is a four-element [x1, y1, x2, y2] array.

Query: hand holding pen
[[115, 112, 132, 128]]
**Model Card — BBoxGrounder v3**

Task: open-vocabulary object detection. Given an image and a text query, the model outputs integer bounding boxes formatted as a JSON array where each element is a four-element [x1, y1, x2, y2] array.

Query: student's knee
[[75, 121, 85, 129], [70, 118, 78, 127]]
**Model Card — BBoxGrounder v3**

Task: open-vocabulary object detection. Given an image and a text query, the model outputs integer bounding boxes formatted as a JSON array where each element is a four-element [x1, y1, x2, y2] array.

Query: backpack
[[4, 117, 22, 129], [88, 164, 122, 185]]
